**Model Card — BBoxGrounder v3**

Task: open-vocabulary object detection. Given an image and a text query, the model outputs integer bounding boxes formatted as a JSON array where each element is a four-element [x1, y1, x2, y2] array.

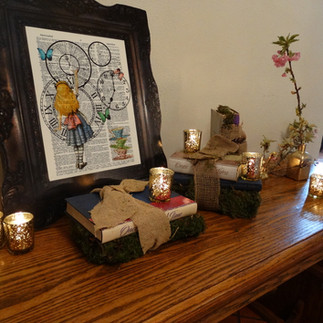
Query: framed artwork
[[0, 0, 166, 228]]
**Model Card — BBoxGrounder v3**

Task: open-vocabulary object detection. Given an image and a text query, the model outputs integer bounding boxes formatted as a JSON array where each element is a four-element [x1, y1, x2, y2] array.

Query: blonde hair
[[54, 81, 79, 116]]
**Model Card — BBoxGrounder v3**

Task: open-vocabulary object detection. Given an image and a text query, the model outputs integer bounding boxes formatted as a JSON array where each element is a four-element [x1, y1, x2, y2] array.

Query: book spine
[[168, 157, 194, 175], [100, 221, 136, 242], [169, 155, 239, 181], [215, 164, 240, 181], [100, 202, 197, 243], [166, 202, 197, 221], [66, 204, 95, 235]]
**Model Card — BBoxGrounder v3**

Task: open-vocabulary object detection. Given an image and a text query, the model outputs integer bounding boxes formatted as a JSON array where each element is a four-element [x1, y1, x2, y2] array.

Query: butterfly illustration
[[114, 68, 124, 81], [98, 108, 111, 122], [37, 48, 53, 61]]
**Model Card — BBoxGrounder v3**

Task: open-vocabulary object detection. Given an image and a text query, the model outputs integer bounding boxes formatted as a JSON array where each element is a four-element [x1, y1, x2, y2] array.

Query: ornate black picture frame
[[0, 0, 166, 228]]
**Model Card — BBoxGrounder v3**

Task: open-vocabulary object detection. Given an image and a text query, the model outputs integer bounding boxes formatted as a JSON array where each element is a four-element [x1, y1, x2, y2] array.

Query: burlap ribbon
[[90, 179, 171, 254], [183, 134, 239, 160], [220, 125, 247, 154], [187, 134, 240, 210]]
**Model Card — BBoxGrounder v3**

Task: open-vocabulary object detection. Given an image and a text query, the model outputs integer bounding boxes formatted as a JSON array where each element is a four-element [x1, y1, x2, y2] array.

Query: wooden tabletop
[[0, 175, 323, 322]]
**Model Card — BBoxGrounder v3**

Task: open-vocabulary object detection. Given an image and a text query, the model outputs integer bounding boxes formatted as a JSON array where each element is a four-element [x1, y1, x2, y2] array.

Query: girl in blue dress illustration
[[54, 80, 93, 169]]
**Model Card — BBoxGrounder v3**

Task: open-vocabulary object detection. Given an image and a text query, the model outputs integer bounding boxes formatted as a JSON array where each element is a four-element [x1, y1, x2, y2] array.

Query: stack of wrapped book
[[65, 187, 205, 264], [168, 152, 262, 219]]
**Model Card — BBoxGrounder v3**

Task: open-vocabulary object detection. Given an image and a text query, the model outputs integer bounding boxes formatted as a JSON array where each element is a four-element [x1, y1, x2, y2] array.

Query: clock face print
[[97, 70, 131, 111], [40, 80, 104, 140], [45, 40, 92, 87], [88, 41, 111, 67]]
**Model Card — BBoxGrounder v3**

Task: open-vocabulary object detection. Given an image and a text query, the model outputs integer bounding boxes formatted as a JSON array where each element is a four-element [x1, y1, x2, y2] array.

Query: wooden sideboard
[[1, 175, 323, 322]]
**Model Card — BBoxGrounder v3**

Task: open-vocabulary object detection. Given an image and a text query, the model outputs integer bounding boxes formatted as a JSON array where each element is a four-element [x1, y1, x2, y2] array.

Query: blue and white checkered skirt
[[65, 113, 94, 147]]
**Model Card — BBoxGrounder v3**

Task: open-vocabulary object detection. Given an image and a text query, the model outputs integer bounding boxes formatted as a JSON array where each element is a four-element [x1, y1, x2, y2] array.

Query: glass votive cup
[[241, 152, 262, 181], [184, 129, 202, 153], [308, 174, 323, 198], [3, 212, 34, 254], [149, 167, 174, 202]]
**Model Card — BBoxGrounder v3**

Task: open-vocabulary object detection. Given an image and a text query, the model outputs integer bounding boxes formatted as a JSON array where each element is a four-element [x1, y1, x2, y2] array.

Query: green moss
[[217, 105, 237, 126], [70, 213, 205, 265], [172, 177, 195, 201], [218, 188, 261, 219], [70, 177, 261, 265], [173, 178, 261, 219]]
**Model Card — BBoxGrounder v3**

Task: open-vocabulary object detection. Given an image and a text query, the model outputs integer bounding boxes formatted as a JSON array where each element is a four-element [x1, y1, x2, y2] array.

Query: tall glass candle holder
[[184, 129, 202, 153], [308, 174, 323, 198], [3, 212, 34, 254], [149, 167, 174, 202], [241, 152, 262, 181]]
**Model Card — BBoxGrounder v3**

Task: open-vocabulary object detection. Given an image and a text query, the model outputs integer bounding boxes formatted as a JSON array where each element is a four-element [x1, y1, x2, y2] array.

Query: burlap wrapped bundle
[[183, 134, 239, 160], [90, 179, 171, 254], [220, 124, 247, 154]]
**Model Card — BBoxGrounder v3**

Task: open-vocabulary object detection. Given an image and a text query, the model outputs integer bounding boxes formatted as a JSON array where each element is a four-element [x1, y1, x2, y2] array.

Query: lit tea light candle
[[308, 174, 323, 198], [184, 129, 202, 153], [3, 212, 34, 254], [149, 167, 174, 202], [241, 152, 262, 181]]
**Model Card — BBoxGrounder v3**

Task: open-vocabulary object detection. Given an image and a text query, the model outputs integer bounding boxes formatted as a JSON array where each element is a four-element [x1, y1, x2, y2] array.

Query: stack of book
[[168, 151, 262, 219], [172, 170, 262, 219], [65, 186, 205, 264], [66, 186, 199, 244], [168, 151, 262, 192]]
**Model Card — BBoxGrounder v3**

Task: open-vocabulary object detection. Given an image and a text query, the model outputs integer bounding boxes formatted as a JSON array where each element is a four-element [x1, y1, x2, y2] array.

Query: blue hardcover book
[[173, 173, 262, 192], [220, 178, 262, 191], [65, 187, 197, 243]]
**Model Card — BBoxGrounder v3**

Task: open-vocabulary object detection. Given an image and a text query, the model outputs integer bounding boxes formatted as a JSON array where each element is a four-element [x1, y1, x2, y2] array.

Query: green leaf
[[289, 34, 300, 41]]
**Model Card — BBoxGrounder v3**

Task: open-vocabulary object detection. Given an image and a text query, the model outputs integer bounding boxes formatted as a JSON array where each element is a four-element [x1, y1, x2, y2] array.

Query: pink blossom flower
[[288, 52, 301, 61], [282, 73, 287, 77], [272, 53, 289, 67]]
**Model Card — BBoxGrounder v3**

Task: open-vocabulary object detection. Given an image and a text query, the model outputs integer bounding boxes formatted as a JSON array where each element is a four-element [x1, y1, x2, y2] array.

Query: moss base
[[70, 213, 205, 265], [173, 178, 261, 219]]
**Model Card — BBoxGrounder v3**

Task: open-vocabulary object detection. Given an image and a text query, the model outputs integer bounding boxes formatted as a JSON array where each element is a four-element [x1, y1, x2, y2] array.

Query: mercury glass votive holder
[[184, 129, 202, 153], [308, 174, 323, 198], [149, 167, 174, 202], [241, 152, 262, 181], [3, 212, 34, 254]]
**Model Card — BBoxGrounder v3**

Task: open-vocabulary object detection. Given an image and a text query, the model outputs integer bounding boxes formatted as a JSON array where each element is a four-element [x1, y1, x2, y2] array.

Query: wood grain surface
[[0, 175, 322, 322]]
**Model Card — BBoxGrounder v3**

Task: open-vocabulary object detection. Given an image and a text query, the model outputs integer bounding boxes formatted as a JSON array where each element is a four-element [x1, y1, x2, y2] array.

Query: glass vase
[[286, 144, 312, 181]]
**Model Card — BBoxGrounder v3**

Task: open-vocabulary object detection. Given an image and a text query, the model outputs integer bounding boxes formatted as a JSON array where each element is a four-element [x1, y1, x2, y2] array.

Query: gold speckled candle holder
[[3, 212, 34, 254], [184, 129, 202, 153], [149, 167, 174, 202], [241, 152, 262, 181], [309, 173, 323, 198]]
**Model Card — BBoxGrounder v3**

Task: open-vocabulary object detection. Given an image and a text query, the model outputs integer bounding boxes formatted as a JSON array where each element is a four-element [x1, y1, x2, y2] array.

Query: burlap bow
[[90, 179, 171, 254]]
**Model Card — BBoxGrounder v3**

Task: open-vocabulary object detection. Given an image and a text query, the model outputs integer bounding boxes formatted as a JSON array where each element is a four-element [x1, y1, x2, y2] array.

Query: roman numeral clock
[[40, 80, 104, 141]]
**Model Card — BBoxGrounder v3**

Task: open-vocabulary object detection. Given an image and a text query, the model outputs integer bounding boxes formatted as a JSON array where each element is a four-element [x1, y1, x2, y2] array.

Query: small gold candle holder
[[149, 167, 174, 202], [3, 212, 34, 254], [308, 174, 323, 198], [184, 129, 202, 153], [241, 152, 262, 181]]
